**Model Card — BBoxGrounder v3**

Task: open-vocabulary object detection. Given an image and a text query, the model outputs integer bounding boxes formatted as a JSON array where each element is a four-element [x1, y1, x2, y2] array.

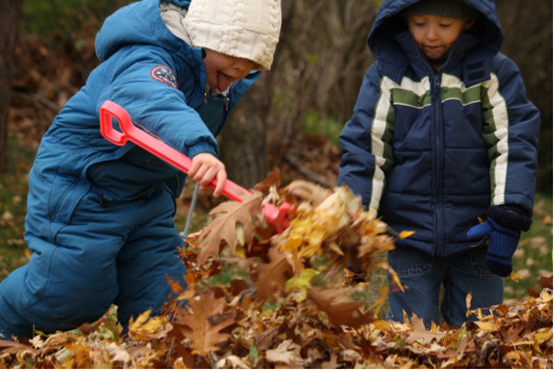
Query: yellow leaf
[[128, 309, 171, 341], [129, 309, 152, 329], [398, 230, 415, 239], [466, 292, 472, 313], [476, 319, 500, 332], [534, 331, 552, 343], [286, 268, 319, 302], [510, 340, 535, 346], [508, 272, 523, 282]]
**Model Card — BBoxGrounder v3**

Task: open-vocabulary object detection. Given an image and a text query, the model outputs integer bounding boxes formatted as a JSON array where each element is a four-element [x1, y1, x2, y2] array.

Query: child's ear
[[464, 19, 476, 31]]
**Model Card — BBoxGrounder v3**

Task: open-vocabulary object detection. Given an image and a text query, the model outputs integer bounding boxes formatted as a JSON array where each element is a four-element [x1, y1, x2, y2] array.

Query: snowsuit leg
[[0, 185, 186, 340], [113, 188, 187, 328]]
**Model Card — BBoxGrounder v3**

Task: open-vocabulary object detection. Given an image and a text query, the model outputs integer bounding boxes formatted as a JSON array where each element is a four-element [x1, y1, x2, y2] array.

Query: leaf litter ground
[[1, 173, 552, 368]]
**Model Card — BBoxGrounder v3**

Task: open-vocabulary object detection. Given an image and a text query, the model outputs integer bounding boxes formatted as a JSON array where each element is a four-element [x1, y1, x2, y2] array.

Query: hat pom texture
[[183, 0, 282, 71]]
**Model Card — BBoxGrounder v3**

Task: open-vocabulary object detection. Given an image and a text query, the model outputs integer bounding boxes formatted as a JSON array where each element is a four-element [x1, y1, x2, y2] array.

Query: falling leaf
[[255, 245, 293, 301], [540, 273, 553, 290], [252, 167, 283, 193], [283, 179, 333, 206], [508, 271, 523, 282], [466, 291, 473, 313], [307, 287, 371, 328], [398, 230, 415, 239], [285, 268, 319, 302], [197, 193, 264, 265]]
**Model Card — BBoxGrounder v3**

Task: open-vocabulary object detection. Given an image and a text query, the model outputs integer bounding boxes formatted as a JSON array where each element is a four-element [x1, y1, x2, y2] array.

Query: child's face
[[203, 49, 255, 92], [406, 14, 475, 65]]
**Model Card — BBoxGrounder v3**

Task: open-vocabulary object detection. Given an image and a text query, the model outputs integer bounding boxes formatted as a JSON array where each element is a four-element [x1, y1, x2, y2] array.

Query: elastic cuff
[[186, 142, 219, 158], [488, 206, 532, 232]]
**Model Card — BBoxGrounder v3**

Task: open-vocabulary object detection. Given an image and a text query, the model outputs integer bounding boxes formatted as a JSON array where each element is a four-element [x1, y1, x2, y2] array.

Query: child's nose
[[426, 26, 439, 40]]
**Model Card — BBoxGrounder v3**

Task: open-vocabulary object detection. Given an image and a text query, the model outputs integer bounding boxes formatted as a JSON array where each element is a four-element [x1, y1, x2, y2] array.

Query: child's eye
[[439, 23, 453, 28]]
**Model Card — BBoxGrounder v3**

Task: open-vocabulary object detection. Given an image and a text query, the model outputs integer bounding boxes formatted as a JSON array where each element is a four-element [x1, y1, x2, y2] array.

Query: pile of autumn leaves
[[0, 176, 552, 368]]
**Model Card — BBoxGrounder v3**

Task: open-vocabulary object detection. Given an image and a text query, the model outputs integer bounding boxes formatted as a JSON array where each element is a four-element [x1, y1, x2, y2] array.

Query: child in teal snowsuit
[[0, 0, 282, 340]]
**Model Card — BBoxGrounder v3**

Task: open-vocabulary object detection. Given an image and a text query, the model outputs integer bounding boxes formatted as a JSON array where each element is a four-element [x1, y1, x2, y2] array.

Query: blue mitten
[[467, 218, 520, 277], [467, 206, 532, 277]]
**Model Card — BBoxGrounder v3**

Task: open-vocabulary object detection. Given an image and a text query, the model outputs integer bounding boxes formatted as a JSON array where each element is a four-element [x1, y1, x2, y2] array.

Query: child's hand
[[466, 218, 520, 277], [188, 153, 227, 197]]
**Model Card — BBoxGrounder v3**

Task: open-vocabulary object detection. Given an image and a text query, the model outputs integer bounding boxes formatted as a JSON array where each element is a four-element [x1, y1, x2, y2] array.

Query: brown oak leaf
[[307, 286, 371, 328], [255, 245, 293, 302], [197, 192, 264, 265], [405, 315, 445, 345], [282, 179, 332, 206], [173, 289, 236, 356]]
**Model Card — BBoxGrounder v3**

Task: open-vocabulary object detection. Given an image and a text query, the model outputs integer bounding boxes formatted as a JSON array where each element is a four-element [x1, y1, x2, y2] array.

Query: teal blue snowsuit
[[0, 0, 259, 339]]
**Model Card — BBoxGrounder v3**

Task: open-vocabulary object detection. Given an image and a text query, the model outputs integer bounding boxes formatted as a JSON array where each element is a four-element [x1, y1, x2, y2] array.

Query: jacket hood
[[96, 0, 192, 62], [367, 0, 504, 83]]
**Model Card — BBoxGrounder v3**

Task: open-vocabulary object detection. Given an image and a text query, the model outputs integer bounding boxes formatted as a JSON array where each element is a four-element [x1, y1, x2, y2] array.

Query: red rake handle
[[99, 101, 290, 231], [99, 100, 247, 202]]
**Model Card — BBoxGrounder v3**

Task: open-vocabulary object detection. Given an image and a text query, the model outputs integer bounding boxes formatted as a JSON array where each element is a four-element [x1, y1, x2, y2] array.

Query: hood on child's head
[[366, 0, 504, 75], [183, 0, 282, 71]]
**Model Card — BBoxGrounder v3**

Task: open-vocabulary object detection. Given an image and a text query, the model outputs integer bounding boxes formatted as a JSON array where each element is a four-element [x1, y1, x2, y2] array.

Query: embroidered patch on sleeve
[[150, 65, 178, 89]]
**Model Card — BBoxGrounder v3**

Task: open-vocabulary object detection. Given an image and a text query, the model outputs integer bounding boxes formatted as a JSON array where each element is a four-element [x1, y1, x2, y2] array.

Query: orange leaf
[[173, 289, 236, 356]]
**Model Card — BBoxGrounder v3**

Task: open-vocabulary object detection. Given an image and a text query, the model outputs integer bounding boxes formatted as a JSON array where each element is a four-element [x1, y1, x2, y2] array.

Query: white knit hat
[[183, 0, 282, 71]]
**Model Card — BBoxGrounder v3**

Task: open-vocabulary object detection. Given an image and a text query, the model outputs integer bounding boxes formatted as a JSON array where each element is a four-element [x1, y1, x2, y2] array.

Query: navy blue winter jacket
[[27, 0, 259, 238], [338, 0, 540, 256]]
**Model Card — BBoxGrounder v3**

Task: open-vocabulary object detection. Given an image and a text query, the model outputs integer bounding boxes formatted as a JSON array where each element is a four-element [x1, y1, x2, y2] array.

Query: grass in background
[[19, 0, 130, 36], [0, 134, 35, 279], [300, 112, 343, 147], [505, 194, 553, 299]]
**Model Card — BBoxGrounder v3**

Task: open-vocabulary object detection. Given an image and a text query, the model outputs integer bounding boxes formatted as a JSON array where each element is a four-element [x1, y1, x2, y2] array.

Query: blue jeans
[[386, 246, 504, 328]]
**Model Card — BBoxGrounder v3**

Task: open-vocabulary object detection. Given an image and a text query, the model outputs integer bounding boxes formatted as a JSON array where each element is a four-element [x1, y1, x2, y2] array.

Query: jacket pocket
[[48, 177, 90, 238]]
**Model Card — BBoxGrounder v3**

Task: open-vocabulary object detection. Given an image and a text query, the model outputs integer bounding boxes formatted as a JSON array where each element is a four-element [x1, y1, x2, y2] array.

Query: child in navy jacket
[[338, 0, 540, 328]]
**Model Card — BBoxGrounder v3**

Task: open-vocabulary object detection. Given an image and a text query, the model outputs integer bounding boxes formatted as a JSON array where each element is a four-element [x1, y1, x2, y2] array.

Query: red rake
[[99, 101, 291, 232]]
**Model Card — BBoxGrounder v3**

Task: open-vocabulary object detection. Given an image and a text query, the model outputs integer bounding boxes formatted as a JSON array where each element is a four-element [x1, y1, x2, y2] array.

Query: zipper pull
[[204, 91, 208, 104], [224, 97, 230, 111]]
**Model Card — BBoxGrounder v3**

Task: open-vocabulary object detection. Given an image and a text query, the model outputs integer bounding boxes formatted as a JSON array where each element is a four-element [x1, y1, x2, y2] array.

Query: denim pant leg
[[386, 247, 447, 328], [441, 246, 504, 327]]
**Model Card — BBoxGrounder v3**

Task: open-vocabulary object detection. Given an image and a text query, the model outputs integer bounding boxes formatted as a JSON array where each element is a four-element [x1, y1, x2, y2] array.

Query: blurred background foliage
[[16, 0, 552, 192]]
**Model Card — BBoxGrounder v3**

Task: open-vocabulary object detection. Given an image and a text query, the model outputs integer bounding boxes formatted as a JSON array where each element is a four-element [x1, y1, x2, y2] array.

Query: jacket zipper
[[207, 86, 233, 136], [432, 72, 445, 256], [415, 46, 445, 256]]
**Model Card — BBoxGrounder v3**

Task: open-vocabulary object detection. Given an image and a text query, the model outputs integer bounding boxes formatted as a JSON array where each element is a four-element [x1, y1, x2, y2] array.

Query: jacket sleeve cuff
[[186, 141, 219, 158], [488, 206, 532, 232]]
